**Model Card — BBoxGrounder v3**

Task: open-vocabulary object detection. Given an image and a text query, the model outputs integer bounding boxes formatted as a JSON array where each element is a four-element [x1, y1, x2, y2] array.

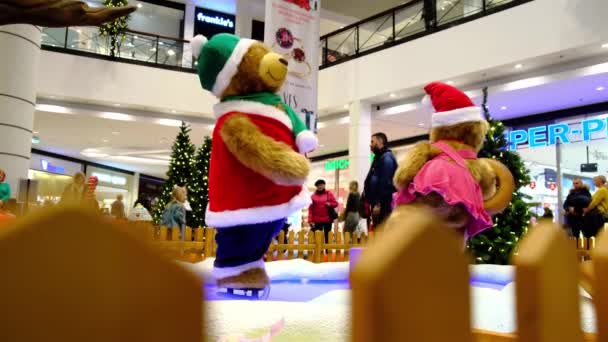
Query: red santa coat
[[205, 100, 311, 228]]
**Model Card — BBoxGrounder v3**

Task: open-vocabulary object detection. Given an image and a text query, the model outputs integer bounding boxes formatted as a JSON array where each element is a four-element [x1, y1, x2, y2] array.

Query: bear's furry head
[[430, 120, 489, 152]]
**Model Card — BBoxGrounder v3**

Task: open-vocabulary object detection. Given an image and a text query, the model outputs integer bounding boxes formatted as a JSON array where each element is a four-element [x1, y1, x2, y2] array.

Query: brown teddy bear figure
[[191, 33, 317, 298], [392, 82, 514, 240]]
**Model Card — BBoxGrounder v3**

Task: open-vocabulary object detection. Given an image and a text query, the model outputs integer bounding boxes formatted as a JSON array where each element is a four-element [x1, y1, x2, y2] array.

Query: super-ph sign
[[507, 116, 608, 150]]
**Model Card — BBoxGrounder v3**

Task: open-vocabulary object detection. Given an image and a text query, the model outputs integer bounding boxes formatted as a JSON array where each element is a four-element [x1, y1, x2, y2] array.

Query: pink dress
[[393, 141, 493, 238]]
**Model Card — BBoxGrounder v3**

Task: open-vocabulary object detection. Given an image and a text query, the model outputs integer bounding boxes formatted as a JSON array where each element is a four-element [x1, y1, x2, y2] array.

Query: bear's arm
[[220, 113, 310, 186], [466, 159, 497, 200], [393, 142, 439, 190]]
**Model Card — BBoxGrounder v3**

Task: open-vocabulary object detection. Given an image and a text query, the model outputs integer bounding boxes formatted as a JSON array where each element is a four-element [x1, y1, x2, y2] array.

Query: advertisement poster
[[264, 0, 321, 132]]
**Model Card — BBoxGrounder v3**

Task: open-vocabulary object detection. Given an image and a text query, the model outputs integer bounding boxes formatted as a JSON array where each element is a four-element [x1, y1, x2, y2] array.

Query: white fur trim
[[211, 38, 256, 97], [206, 187, 311, 228], [212, 259, 265, 279], [213, 100, 292, 130], [295, 130, 318, 154], [191, 35, 208, 59], [431, 106, 483, 127]]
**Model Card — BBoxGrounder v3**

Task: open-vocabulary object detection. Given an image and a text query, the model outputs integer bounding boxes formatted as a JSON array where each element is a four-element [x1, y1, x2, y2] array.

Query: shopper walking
[[0, 169, 10, 207], [563, 179, 592, 237], [343, 181, 361, 236], [60, 172, 86, 206], [583, 175, 608, 237], [363, 132, 398, 230], [111, 194, 126, 219], [308, 179, 338, 243], [161, 187, 187, 240], [128, 199, 153, 221]]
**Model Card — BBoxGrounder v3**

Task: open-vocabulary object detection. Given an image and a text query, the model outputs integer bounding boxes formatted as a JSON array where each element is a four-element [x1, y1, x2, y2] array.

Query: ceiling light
[[417, 123, 425, 127], [35, 104, 72, 114], [150, 47, 157, 52], [171, 109, 177, 113], [446, 81, 454, 85], [102, 138, 109, 143], [159, 42, 164, 46], [33, 131, 39, 134], [167, 49, 175, 56], [514, 64, 523, 69], [99, 112, 135, 121], [602, 43, 608, 48], [500, 106, 508, 110], [343, 104, 349, 109], [137, 3, 143, 8], [111, 131, 120, 135], [597, 86, 605, 91], [134, 35, 139, 40], [114, 103, 121, 107], [389, 93, 396, 98], [81, 151, 109, 158], [378, 102, 417, 116], [76, 29, 82, 34], [157, 118, 182, 127]]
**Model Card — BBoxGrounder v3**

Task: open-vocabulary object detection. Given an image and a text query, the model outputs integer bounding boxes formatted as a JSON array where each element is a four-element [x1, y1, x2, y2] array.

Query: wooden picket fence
[[351, 205, 604, 342], [124, 221, 372, 263], [124, 221, 603, 264]]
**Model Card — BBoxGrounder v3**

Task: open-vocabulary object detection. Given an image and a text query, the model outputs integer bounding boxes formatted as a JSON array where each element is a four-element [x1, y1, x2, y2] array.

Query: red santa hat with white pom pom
[[421, 82, 483, 128]]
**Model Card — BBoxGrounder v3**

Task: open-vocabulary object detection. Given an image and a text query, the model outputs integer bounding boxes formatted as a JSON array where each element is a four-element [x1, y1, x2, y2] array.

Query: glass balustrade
[[40, 0, 530, 71]]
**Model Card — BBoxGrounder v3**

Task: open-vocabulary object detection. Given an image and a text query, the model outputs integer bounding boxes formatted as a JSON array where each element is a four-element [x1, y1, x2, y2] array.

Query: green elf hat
[[192, 33, 256, 97]]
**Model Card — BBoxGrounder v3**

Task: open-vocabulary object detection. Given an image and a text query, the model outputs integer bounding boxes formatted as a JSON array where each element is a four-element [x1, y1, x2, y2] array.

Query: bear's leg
[[213, 219, 285, 290]]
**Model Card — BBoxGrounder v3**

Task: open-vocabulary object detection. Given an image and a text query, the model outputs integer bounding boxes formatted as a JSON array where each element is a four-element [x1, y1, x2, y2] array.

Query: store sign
[[40, 159, 65, 174], [193, 7, 235, 39], [92, 172, 127, 186], [325, 155, 375, 171], [508, 117, 608, 150]]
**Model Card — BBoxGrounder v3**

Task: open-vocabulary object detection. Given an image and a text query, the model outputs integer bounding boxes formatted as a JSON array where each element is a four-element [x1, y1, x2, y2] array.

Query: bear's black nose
[[279, 58, 288, 66]]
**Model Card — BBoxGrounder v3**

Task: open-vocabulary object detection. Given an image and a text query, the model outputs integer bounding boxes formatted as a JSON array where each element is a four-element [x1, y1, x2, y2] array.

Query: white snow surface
[[177, 259, 597, 339]]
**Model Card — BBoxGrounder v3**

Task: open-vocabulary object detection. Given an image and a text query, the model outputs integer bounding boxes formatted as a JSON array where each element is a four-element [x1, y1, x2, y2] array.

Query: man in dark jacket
[[363, 132, 398, 229], [563, 179, 592, 237]]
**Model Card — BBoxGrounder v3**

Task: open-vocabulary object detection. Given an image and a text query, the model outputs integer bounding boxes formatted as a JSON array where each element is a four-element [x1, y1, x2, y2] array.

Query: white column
[[0, 25, 41, 198], [348, 100, 372, 187], [235, 0, 252, 39], [182, 3, 196, 67], [130, 172, 140, 209]]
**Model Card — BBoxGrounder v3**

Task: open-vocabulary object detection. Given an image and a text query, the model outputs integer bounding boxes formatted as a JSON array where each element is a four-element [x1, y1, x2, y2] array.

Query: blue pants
[[214, 219, 285, 269]]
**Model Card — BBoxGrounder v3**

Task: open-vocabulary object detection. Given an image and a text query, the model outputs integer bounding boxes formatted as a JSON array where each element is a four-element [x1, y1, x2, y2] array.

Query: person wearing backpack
[[308, 179, 338, 243]]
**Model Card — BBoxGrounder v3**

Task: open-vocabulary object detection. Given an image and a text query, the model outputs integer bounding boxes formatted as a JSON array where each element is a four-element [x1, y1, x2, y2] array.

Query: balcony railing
[[40, 0, 531, 72], [41, 26, 196, 72], [319, 0, 532, 69]]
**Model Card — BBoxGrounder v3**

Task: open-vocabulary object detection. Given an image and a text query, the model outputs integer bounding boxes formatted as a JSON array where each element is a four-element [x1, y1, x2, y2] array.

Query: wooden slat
[[184, 227, 192, 241], [351, 205, 472, 342], [593, 230, 608, 342], [288, 231, 295, 260], [159, 226, 168, 241], [514, 221, 582, 342], [0, 206, 203, 342], [313, 230, 323, 263], [344, 232, 351, 261], [194, 228, 204, 241]]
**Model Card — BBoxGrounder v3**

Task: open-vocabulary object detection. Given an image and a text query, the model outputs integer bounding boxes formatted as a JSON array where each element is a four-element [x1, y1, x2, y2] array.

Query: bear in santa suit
[[191, 33, 317, 290]]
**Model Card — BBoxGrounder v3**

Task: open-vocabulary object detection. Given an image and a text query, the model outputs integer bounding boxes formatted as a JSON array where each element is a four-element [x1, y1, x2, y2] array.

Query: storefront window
[[28, 154, 85, 204], [86, 166, 134, 214]]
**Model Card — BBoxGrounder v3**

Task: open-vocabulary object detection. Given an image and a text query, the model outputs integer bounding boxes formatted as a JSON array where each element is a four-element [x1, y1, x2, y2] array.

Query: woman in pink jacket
[[308, 179, 339, 243]]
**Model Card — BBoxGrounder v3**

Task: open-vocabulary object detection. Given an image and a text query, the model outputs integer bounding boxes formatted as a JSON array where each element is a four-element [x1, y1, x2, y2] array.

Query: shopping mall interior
[[2, 0, 608, 340]]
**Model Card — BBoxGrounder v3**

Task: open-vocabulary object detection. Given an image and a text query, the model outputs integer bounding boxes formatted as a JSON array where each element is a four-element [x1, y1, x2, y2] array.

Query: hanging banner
[[264, 0, 320, 133]]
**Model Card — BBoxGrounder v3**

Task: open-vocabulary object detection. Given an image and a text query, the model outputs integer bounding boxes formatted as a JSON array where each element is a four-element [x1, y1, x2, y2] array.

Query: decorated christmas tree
[[152, 122, 196, 224], [189, 137, 212, 228], [467, 87, 532, 264], [98, 0, 130, 57]]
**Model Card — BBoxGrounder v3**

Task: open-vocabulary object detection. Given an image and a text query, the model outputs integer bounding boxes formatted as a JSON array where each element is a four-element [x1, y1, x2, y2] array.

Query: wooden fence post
[[314, 230, 324, 263], [159, 226, 168, 241], [514, 221, 582, 342], [351, 205, 472, 342], [594, 231, 608, 342]]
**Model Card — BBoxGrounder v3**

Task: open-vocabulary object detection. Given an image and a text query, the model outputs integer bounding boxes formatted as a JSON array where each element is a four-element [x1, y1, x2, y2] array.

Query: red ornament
[[293, 48, 306, 62], [549, 183, 557, 191], [529, 181, 536, 189], [283, 0, 311, 11]]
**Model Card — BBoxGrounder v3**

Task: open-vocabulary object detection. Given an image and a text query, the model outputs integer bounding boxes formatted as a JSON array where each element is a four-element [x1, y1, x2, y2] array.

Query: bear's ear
[[191, 35, 208, 59]]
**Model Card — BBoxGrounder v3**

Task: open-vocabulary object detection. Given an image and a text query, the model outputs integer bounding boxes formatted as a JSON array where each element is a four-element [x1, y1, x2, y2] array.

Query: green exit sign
[[324, 155, 375, 171]]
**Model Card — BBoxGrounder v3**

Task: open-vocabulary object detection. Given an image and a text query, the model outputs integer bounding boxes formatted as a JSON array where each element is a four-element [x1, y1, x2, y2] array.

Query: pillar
[[0, 25, 41, 198], [130, 172, 140, 209], [235, 0, 252, 39], [182, 3, 195, 67], [348, 100, 372, 187]]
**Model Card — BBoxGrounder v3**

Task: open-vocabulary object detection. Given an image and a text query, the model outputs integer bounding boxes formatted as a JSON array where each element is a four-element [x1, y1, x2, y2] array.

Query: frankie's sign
[[508, 116, 608, 150]]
